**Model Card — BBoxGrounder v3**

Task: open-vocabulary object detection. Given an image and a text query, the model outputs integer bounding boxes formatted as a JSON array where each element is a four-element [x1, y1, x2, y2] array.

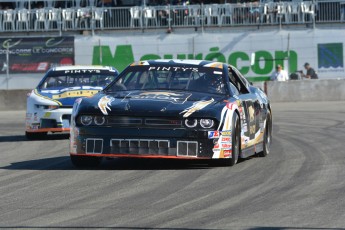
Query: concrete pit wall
[[266, 79, 345, 102], [0, 90, 31, 111], [0, 79, 345, 111]]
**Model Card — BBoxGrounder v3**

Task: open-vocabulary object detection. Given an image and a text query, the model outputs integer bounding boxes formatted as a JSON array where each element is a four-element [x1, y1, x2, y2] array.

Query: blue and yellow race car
[[25, 65, 118, 139]]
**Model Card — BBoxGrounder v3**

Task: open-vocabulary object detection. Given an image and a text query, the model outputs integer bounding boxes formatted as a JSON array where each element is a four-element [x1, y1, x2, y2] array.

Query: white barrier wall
[[0, 28, 344, 90], [267, 79, 345, 102], [75, 28, 345, 80]]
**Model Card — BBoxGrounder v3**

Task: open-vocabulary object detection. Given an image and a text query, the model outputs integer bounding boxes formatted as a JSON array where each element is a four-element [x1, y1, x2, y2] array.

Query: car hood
[[37, 86, 103, 106], [78, 90, 228, 118]]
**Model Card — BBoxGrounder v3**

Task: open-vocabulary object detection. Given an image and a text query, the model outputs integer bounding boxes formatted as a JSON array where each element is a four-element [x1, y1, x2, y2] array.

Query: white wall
[[1, 28, 344, 89]]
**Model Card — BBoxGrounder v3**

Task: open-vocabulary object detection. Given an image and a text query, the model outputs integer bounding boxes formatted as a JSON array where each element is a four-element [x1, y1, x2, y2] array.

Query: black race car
[[69, 60, 272, 167]]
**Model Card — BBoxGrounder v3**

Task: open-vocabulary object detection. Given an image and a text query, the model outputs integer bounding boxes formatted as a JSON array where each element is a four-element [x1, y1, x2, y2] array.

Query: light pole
[[6, 45, 10, 90]]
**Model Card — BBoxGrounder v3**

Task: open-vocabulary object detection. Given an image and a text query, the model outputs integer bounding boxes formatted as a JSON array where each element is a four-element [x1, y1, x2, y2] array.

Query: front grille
[[107, 117, 142, 126], [111, 139, 170, 155], [62, 114, 71, 121], [145, 118, 182, 126], [86, 138, 103, 154], [41, 119, 57, 128], [177, 141, 198, 157], [106, 117, 183, 128]]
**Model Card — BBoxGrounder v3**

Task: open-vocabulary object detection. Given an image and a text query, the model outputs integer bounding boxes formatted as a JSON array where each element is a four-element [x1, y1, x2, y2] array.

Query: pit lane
[[0, 101, 345, 229]]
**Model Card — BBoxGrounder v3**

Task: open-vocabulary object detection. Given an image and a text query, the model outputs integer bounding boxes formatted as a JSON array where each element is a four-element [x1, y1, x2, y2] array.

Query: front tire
[[258, 111, 272, 157], [226, 112, 241, 166], [211, 112, 241, 167], [70, 155, 102, 168], [25, 131, 47, 140]]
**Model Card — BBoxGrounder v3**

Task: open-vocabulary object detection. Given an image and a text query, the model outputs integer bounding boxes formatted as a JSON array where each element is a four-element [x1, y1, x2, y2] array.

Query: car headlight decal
[[94, 116, 105, 126], [35, 104, 59, 110], [80, 115, 93, 126], [200, 119, 215, 129], [184, 118, 198, 128], [184, 118, 216, 129]]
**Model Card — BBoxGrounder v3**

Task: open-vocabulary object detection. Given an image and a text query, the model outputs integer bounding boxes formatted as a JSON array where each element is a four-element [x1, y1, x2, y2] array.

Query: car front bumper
[[26, 108, 72, 133], [70, 127, 232, 159]]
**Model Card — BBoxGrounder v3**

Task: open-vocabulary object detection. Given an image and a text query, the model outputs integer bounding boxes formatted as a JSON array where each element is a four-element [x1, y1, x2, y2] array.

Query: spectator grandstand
[[0, 0, 343, 33]]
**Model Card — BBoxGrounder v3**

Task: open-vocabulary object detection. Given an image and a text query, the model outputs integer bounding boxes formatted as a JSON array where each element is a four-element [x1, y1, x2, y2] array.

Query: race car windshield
[[39, 72, 116, 90], [108, 67, 227, 95]]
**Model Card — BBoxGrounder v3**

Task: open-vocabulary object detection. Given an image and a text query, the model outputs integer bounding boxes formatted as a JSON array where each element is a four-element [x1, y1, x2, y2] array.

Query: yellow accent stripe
[[34, 89, 62, 106], [52, 90, 99, 99], [209, 62, 223, 69], [241, 132, 264, 149]]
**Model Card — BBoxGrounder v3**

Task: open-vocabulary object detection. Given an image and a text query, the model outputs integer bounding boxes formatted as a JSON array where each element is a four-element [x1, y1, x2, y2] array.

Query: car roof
[[51, 65, 117, 71]]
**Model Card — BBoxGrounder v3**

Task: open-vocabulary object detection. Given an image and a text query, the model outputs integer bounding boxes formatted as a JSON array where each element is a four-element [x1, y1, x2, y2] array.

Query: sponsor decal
[[92, 44, 298, 77], [0, 37, 74, 74], [223, 149, 231, 158], [317, 43, 344, 72], [45, 37, 65, 47], [52, 90, 99, 99], [221, 143, 232, 149], [180, 98, 214, 118], [148, 66, 199, 72], [122, 91, 191, 104], [98, 96, 114, 115], [64, 69, 101, 74], [220, 130, 231, 136], [43, 112, 51, 118], [213, 143, 220, 149], [2, 39, 22, 49], [220, 136, 230, 142], [140, 92, 182, 97], [208, 131, 220, 139]]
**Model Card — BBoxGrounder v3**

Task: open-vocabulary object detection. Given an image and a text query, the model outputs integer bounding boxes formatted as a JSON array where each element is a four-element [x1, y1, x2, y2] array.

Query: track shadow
[[1, 156, 215, 171], [0, 226, 343, 230], [0, 227, 216, 230], [0, 134, 69, 143]]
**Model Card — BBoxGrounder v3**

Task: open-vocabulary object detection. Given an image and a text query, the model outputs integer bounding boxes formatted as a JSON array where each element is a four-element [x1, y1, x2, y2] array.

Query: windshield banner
[[0, 37, 74, 74]]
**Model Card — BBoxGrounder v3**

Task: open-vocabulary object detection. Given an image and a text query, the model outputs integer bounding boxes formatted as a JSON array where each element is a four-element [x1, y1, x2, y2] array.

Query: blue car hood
[[37, 86, 103, 106]]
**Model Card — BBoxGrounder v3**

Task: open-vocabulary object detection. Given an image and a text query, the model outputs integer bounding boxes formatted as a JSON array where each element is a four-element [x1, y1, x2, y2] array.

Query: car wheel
[[25, 131, 47, 140], [226, 112, 240, 166], [211, 112, 240, 167], [70, 155, 102, 168], [258, 111, 272, 157]]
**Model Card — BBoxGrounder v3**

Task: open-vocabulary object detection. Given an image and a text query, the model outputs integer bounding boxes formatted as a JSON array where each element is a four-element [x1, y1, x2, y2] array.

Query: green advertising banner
[[77, 30, 345, 80]]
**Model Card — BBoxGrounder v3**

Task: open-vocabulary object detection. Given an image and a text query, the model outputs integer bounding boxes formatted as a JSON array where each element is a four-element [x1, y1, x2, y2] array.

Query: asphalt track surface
[[1, 101, 345, 230]]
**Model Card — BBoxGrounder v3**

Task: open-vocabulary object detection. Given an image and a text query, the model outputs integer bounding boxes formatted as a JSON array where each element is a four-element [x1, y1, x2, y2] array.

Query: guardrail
[[0, 1, 344, 34]]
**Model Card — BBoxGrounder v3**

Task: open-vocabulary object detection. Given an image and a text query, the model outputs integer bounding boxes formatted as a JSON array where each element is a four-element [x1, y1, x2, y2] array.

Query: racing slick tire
[[225, 112, 241, 166], [258, 111, 272, 157], [25, 131, 47, 140], [70, 155, 103, 168], [210, 112, 240, 167]]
